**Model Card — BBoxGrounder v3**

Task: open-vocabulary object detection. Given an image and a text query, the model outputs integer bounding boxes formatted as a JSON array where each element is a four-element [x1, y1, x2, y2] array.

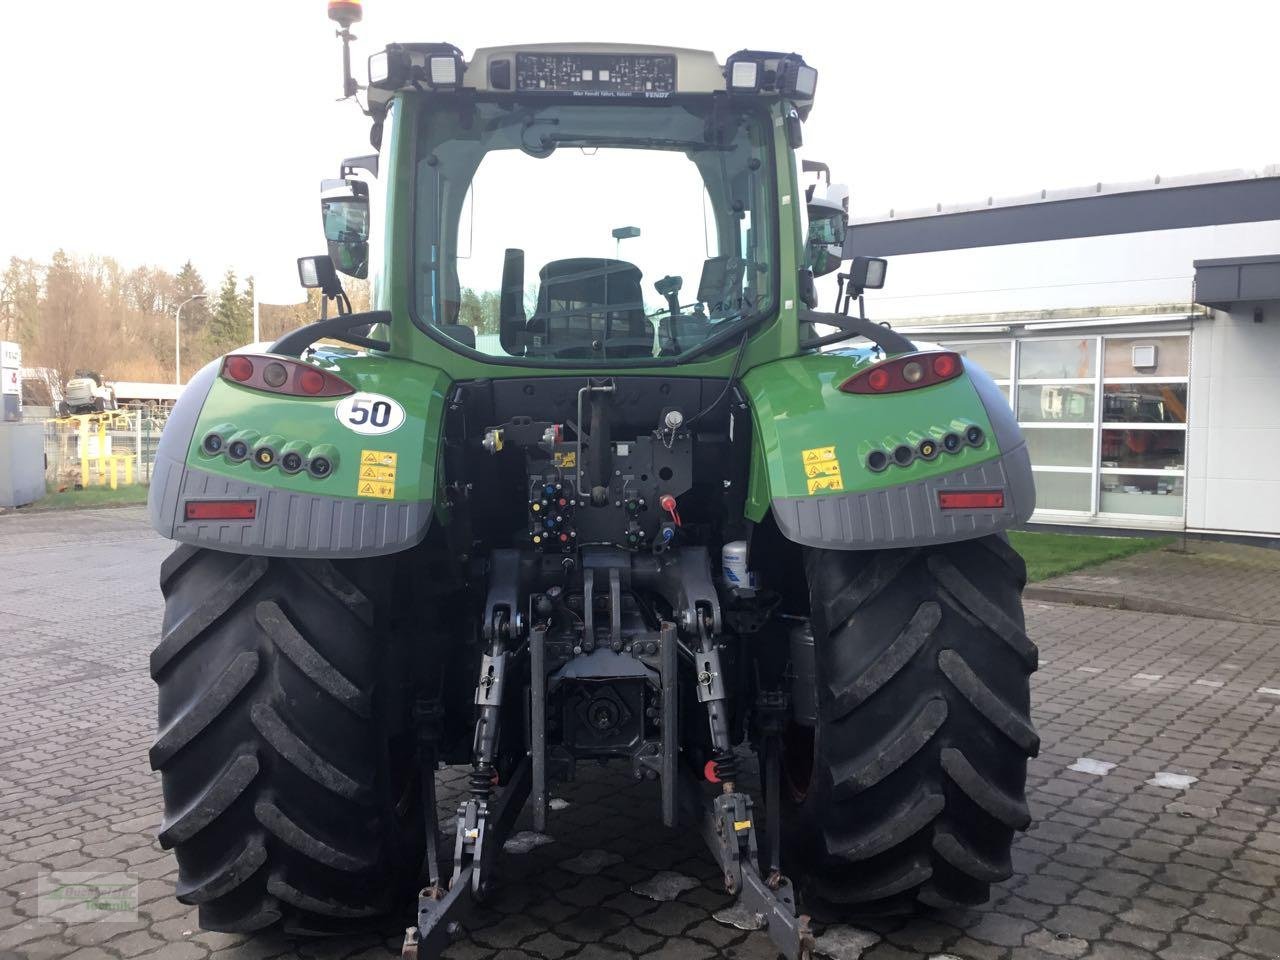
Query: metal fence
[[39, 405, 168, 488]]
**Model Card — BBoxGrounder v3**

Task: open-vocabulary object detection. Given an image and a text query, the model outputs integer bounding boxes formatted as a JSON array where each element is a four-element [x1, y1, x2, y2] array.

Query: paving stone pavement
[[4, 507, 1280, 959]]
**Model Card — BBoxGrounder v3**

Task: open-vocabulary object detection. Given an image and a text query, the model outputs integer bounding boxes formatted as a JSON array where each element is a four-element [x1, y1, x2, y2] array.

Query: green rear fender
[[743, 349, 1035, 550], [148, 352, 450, 558]]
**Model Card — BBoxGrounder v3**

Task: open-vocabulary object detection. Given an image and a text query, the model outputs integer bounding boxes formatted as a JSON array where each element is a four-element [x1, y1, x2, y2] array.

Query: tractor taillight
[[938, 490, 1005, 510], [184, 499, 257, 521], [298, 368, 327, 395], [224, 355, 254, 382], [839, 352, 964, 395], [219, 355, 355, 398], [932, 353, 959, 378]]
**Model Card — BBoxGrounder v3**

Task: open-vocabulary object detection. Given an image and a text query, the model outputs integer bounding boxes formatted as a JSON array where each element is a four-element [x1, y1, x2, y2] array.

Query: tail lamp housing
[[840, 351, 963, 395], [221, 355, 355, 398]]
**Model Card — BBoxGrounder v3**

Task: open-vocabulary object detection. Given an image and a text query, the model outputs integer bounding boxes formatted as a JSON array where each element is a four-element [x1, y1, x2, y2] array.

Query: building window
[[1101, 383, 1187, 424], [1016, 384, 1095, 423], [1100, 474, 1184, 517], [952, 340, 1013, 379], [1102, 335, 1189, 379], [1015, 336, 1100, 514], [1023, 428, 1094, 468], [1099, 335, 1189, 520], [1031, 471, 1094, 512], [1100, 429, 1185, 471], [1019, 337, 1096, 379]]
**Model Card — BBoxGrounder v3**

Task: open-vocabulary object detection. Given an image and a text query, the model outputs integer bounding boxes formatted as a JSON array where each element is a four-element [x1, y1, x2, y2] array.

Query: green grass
[[23, 483, 151, 511], [1009, 530, 1169, 582]]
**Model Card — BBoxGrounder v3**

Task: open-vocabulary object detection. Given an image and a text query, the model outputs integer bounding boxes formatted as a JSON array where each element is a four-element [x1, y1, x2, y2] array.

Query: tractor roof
[[365, 43, 816, 121]]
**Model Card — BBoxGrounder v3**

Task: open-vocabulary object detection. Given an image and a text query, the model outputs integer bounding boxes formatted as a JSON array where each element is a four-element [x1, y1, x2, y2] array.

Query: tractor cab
[[310, 36, 838, 368]]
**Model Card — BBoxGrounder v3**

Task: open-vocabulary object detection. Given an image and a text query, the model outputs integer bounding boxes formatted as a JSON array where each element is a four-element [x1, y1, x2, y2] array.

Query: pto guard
[[148, 358, 435, 558], [748, 354, 1036, 551]]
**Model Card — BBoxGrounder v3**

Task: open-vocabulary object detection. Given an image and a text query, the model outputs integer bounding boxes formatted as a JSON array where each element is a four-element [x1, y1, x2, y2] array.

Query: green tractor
[[147, 5, 1037, 956]]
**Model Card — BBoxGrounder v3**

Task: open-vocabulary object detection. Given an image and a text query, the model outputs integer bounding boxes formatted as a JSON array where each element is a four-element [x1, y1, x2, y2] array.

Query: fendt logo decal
[[335, 393, 406, 436]]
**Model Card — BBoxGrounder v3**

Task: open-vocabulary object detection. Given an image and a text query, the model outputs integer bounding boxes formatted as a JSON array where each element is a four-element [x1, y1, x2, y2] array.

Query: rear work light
[[220, 355, 355, 398], [840, 351, 964, 395], [184, 500, 257, 521], [938, 491, 1005, 510]]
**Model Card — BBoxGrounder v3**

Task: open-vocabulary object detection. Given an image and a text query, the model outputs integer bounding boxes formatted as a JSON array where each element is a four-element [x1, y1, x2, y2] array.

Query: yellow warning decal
[[553, 450, 577, 468], [733, 819, 753, 832], [805, 460, 841, 478], [358, 450, 397, 499], [801, 446, 843, 494], [802, 445, 837, 463], [358, 480, 395, 499], [807, 474, 845, 494]]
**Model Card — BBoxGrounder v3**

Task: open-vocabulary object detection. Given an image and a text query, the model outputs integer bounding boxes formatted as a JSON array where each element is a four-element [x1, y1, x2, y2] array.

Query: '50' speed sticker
[[335, 393, 406, 435]]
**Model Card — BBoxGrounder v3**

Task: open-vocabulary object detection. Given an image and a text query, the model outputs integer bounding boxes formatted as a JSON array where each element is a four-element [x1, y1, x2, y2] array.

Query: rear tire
[[150, 545, 423, 933], [781, 535, 1038, 911]]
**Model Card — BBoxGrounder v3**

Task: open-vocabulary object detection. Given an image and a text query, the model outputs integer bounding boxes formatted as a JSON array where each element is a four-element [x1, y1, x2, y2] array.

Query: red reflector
[[867, 367, 891, 391], [933, 353, 958, 378], [184, 499, 257, 521], [224, 356, 254, 382], [938, 491, 1005, 510]]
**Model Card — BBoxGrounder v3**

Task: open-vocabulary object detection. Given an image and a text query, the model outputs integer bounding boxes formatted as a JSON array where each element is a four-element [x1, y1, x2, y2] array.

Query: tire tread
[[790, 536, 1035, 911], [151, 547, 418, 935]]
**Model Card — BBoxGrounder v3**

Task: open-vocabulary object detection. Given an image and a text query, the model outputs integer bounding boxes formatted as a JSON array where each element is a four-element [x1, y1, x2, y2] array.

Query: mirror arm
[[798, 308, 916, 354], [340, 154, 378, 179], [270, 310, 392, 357]]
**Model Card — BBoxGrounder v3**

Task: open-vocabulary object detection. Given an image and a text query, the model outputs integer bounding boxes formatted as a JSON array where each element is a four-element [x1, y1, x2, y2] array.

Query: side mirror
[[805, 193, 847, 278], [320, 179, 370, 280]]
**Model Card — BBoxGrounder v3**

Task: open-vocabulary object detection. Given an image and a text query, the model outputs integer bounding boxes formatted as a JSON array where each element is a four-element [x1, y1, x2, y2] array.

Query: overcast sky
[[2, 0, 1276, 314]]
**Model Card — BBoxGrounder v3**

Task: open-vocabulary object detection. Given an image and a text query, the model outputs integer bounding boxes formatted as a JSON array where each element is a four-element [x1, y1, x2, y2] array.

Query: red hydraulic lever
[[659, 494, 682, 527]]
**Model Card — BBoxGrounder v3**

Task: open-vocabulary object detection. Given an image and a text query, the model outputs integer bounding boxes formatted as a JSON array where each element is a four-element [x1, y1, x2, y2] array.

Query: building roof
[[1194, 253, 1280, 309], [888, 304, 1205, 338]]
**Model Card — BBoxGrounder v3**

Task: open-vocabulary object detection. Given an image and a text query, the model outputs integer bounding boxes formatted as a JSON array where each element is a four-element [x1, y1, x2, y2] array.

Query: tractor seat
[[528, 258, 648, 342]]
